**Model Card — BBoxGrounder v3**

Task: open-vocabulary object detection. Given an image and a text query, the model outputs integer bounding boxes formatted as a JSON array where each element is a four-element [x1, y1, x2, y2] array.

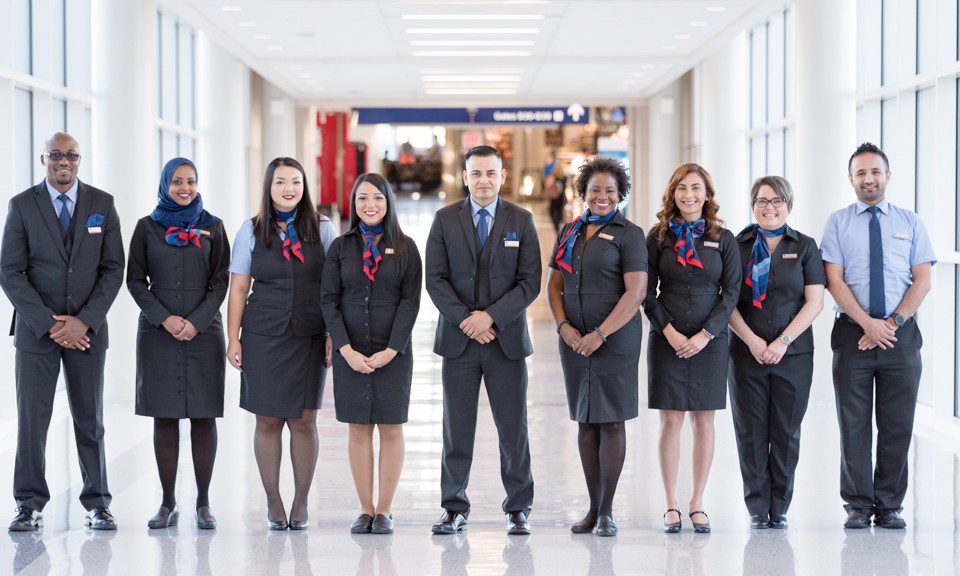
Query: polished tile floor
[[1, 197, 958, 575]]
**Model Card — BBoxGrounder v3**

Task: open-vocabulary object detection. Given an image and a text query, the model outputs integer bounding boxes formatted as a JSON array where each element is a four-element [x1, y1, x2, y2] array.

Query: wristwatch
[[891, 313, 906, 327], [703, 329, 716, 340], [780, 334, 792, 345]]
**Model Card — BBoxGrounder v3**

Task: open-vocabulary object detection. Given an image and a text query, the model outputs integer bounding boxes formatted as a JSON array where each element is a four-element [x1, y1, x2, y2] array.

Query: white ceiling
[[179, 0, 785, 106]]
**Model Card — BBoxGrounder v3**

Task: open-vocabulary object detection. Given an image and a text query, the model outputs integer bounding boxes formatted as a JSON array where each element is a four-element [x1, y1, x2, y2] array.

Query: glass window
[[881, 0, 898, 85], [49, 0, 66, 86], [785, 8, 796, 117], [15, 88, 34, 193], [768, 13, 785, 122], [11, 0, 31, 73], [750, 26, 767, 129], [916, 0, 936, 73], [54, 97, 67, 133], [881, 98, 897, 153], [178, 26, 195, 128], [160, 13, 178, 122], [767, 129, 785, 177], [915, 87, 934, 215], [750, 135, 767, 183]]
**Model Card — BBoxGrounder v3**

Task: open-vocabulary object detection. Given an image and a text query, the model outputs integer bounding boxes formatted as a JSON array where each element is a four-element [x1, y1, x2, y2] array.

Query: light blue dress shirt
[[45, 178, 79, 218], [820, 199, 937, 316], [470, 196, 498, 230], [228, 217, 339, 275]]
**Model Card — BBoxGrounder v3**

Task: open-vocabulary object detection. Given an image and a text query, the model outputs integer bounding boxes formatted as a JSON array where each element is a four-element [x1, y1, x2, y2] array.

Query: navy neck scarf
[[668, 219, 706, 268], [553, 209, 618, 273], [359, 222, 383, 281], [150, 157, 220, 247], [274, 208, 304, 263], [741, 223, 787, 309]]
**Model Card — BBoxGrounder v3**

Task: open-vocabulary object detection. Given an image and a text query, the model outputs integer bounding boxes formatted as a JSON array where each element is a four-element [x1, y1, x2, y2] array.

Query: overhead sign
[[473, 105, 589, 124], [355, 105, 591, 125]]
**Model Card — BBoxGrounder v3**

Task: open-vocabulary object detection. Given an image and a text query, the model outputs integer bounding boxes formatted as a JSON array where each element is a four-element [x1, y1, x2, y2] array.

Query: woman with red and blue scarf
[[126, 157, 229, 530], [321, 173, 421, 536], [727, 176, 825, 530]]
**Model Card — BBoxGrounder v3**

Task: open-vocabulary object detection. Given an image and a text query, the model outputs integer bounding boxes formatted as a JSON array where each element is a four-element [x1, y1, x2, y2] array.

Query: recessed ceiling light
[[410, 40, 535, 46], [289, 64, 304, 70], [623, 79, 638, 85], [689, 21, 708, 27], [406, 0, 549, 4], [414, 50, 532, 57], [423, 83, 519, 90], [420, 67, 522, 73], [425, 88, 518, 95], [253, 34, 271, 40], [421, 75, 523, 82], [267, 46, 283, 51], [297, 72, 312, 79], [662, 45, 676, 51], [221, 6, 241, 12], [640, 63, 654, 70], [674, 34, 691, 40], [238, 21, 255, 27], [402, 14, 545, 20], [631, 71, 646, 77], [406, 27, 540, 34], [706, 6, 727, 12]]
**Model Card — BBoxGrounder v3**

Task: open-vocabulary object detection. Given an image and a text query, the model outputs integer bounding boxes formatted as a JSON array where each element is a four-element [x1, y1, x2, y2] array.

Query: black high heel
[[662, 508, 682, 533], [689, 510, 711, 533]]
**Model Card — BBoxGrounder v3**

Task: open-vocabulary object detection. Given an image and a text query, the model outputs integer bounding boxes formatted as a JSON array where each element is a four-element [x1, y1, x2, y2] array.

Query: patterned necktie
[[57, 194, 71, 234], [476, 207, 490, 248], [867, 206, 886, 318]]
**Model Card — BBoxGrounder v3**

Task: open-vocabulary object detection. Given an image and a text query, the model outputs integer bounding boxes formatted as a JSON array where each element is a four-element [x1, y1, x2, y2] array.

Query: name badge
[[703, 241, 719, 249], [198, 229, 211, 237], [782, 253, 798, 260], [598, 232, 614, 241], [385, 248, 395, 255], [87, 226, 102, 234], [504, 240, 520, 248], [893, 232, 910, 240]]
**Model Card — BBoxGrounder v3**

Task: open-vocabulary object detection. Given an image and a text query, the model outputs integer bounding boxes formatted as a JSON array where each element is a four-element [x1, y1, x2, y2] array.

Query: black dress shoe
[[875, 509, 906, 529], [371, 514, 394, 535], [8, 507, 42, 532], [506, 511, 530, 535], [768, 514, 788, 529], [750, 514, 770, 529], [594, 515, 618, 537], [196, 506, 217, 530], [147, 505, 179, 529], [351, 514, 374, 534], [431, 510, 467, 535], [85, 507, 117, 531], [843, 509, 872, 529], [570, 511, 597, 534], [662, 508, 682, 533], [689, 510, 711, 533], [268, 516, 289, 531], [289, 518, 309, 531]]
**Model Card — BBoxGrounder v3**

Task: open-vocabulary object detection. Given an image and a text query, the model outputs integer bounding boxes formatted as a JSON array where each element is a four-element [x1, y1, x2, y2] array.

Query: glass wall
[[156, 9, 198, 168]]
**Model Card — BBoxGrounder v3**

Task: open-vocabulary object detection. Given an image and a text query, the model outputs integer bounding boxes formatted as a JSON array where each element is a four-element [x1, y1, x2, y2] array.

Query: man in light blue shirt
[[820, 142, 936, 530]]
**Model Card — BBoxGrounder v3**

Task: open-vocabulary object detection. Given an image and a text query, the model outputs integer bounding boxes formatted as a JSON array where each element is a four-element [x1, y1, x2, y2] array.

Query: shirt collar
[[45, 178, 79, 206], [470, 196, 498, 220], [855, 198, 889, 215]]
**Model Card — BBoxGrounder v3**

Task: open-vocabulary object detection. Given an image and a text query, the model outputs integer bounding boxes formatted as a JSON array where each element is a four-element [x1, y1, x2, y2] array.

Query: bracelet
[[702, 329, 716, 340], [556, 320, 570, 334], [594, 327, 607, 343]]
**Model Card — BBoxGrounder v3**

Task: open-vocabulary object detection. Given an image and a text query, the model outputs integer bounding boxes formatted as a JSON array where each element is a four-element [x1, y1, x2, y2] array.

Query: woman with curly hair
[[642, 163, 741, 534], [546, 157, 648, 536]]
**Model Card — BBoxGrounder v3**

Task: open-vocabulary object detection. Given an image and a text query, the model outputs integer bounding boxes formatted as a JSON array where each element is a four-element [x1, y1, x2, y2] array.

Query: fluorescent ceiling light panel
[[421, 75, 523, 82], [253, 34, 271, 40], [238, 21, 256, 27], [425, 88, 517, 95], [221, 6, 241, 12], [674, 34, 691, 40], [414, 50, 532, 56], [689, 21, 707, 27], [404, 0, 549, 4], [267, 46, 283, 51], [420, 67, 522, 73], [402, 14, 545, 20], [410, 40, 535, 46], [706, 6, 727, 12], [406, 27, 540, 34]]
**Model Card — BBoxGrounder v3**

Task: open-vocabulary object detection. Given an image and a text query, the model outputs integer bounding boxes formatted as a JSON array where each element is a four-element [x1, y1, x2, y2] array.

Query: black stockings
[[577, 422, 626, 517], [153, 418, 218, 509]]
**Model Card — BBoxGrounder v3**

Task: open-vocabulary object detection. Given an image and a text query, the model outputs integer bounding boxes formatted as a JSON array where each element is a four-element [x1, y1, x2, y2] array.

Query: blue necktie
[[867, 206, 886, 319], [477, 207, 489, 248], [57, 195, 71, 234]]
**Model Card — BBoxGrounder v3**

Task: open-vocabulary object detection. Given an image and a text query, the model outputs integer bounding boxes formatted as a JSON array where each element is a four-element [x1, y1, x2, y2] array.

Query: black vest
[[243, 221, 326, 337], [473, 227, 492, 309], [63, 209, 78, 255]]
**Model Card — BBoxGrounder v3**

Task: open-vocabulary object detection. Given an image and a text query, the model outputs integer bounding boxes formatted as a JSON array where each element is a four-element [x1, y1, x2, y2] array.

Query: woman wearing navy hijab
[[127, 157, 230, 530]]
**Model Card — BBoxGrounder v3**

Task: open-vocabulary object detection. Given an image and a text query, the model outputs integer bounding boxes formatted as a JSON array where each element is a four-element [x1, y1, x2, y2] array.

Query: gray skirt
[[240, 324, 326, 418]]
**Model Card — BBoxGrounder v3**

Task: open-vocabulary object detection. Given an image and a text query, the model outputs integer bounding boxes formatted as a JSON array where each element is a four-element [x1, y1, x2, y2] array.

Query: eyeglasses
[[46, 152, 81, 162], [754, 198, 786, 208]]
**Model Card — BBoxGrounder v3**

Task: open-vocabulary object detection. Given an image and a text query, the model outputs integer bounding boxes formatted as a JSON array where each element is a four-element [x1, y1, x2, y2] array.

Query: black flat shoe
[[85, 508, 117, 531], [594, 515, 618, 537], [768, 514, 788, 529], [289, 519, 309, 531], [268, 516, 289, 531], [750, 514, 770, 529], [570, 511, 598, 534], [662, 508, 682, 533], [843, 509, 872, 529], [196, 506, 217, 530], [431, 510, 467, 535], [351, 514, 374, 534], [875, 509, 906, 529], [8, 507, 42, 532], [147, 505, 179, 529], [689, 510, 711, 533], [506, 511, 530, 535], [371, 514, 394, 534]]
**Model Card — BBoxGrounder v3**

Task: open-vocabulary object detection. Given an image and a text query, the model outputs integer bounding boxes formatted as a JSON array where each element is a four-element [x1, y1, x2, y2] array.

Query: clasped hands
[[746, 336, 788, 365], [342, 345, 398, 374], [857, 317, 898, 351], [162, 315, 198, 341], [664, 325, 711, 360], [559, 323, 604, 357], [48, 315, 90, 350], [460, 310, 497, 344]]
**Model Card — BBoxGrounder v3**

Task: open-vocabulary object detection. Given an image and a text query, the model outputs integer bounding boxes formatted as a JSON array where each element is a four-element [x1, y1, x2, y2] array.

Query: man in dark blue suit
[[1, 133, 125, 531]]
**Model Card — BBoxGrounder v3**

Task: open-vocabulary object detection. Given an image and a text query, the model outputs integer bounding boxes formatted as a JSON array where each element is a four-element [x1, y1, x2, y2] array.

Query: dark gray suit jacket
[[425, 197, 541, 360], [0, 181, 125, 354]]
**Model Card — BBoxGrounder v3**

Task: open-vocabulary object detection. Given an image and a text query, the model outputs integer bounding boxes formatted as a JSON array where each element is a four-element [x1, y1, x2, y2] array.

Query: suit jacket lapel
[[33, 183, 69, 262], [69, 182, 91, 262], [486, 197, 509, 265], [457, 199, 478, 261]]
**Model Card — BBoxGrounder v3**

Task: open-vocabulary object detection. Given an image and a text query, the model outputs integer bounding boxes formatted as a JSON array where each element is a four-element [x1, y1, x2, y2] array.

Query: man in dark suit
[[1, 132, 125, 531], [426, 145, 542, 535]]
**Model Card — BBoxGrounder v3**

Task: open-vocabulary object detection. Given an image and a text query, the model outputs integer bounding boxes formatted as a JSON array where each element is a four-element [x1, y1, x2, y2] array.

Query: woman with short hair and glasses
[[727, 176, 825, 530]]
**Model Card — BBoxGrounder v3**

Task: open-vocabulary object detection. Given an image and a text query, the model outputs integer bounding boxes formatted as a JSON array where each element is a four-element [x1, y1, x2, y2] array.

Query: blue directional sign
[[355, 105, 591, 125]]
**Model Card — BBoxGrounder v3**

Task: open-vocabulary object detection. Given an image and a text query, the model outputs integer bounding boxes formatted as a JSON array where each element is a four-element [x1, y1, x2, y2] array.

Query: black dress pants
[[831, 317, 922, 513]]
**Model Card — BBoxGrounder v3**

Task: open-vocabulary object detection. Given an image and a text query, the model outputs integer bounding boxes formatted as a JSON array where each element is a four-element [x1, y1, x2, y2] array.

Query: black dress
[[126, 217, 229, 419], [549, 212, 647, 423], [643, 226, 741, 411], [321, 231, 422, 424]]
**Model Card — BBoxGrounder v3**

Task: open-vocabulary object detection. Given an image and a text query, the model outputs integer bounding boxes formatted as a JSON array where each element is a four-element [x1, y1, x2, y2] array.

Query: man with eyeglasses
[[0, 132, 125, 531]]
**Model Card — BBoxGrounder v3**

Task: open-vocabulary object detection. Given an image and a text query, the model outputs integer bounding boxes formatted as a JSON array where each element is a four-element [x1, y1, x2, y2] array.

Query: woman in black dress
[[226, 157, 338, 530], [643, 163, 741, 534], [321, 173, 422, 535], [127, 158, 228, 530], [547, 157, 647, 537], [728, 176, 824, 529]]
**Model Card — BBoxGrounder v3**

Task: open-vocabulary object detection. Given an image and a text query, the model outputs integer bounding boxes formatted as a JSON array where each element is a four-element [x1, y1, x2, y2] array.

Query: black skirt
[[240, 324, 326, 418]]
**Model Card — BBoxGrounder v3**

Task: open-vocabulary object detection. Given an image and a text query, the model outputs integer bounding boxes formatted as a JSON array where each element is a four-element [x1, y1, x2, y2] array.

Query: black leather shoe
[[431, 510, 467, 535], [196, 506, 217, 530], [594, 515, 617, 537], [147, 505, 178, 529], [570, 511, 597, 534], [875, 509, 906, 529], [351, 514, 373, 534], [843, 509, 872, 529], [84, 508, 117, 531], [750, 514, 769, 529], [289, 518, 309, 531], [768, 514, 788, 529], [506, 511, 530, 535], [662, 508, 682, 533], [371, 514, 394, 534], [689, 510, 711, 533], [8, 507, 42, 532]]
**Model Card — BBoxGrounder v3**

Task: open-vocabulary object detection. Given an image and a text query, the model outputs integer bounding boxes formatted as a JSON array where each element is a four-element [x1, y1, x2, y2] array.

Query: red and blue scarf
[[360, 222, 383, 281], [742, 223, 786, 309], [274, 208, 304, 263], [150, 157, 219, 248], [553, 209, 618, 273], [668, 219, 705, 268]]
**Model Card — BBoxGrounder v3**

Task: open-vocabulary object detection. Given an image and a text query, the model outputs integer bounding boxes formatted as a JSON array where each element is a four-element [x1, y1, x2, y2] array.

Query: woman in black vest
[[127, 157, 229, 530], [226, 157, 338, 530], [321, 173, 422, 535]]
